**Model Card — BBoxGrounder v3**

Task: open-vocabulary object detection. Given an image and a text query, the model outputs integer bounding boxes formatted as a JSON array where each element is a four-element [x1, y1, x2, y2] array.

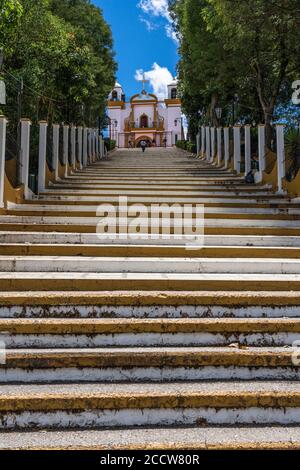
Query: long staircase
[[1, 147, 300, 449]]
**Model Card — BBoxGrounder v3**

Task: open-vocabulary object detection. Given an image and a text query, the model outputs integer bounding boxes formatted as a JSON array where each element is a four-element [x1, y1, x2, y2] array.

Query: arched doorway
[[135, 136, 152, 148]]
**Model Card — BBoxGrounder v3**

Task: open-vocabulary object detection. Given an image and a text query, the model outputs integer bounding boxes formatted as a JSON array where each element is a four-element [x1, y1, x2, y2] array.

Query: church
[[107, 76, 183, 148]]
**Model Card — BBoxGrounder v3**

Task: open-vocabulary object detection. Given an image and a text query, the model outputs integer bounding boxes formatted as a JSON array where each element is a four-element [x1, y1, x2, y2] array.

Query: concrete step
[[1, 243, 300, 259], [34, 195, 292, 204], [0, 232, 299, 247], [0, 291, 299, 318], [8, 204, 300, 217], [2, 256, 300, 274], [0, 382, 299, 429], [0, 426, 299, 449], [1, 272, 300, 291], [0, 348, 299, 382], [40, 189, 277, 197], [49, 181, 272, 190], [1, 215, 300, 229], [1, 318, 300, 347]]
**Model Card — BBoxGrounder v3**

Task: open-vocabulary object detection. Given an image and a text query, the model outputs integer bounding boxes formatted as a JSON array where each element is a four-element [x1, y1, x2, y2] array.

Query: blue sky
[[93, 0, 179, 99]]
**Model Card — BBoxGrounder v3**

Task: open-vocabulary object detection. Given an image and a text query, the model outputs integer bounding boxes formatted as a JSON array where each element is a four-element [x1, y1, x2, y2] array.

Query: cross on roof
[[137, 73, 149, 92]]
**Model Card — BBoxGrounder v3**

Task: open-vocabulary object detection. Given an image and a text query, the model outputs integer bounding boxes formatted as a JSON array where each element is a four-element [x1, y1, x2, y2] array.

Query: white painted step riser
[[50, 183, 267, 190], [9, 205, 296, 216], [1, 216, 300, 228], [1, 233, 300, 247], [1, 305, 299, 319], [3, 257, 300, 274], [2, 408, 300, 430], [35, 196, 290, 204], [2, 332, 298, 348], [41, 190, 275, 197], [2, 272, 300, 284], [1, 366, 300, 383]]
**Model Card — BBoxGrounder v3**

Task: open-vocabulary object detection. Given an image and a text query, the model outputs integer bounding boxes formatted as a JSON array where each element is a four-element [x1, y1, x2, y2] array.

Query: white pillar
[[77, 126, 83, 170], [20, 119, 32, 197], [201, 126, 205, 157], [83, 128, 88, 167], [38, 121, 48, 194], [88, 129, 92, 164], [95, 131, 99, 160], [196, 132, 201, 157], [205, 126, 210, 161], [217, 127, 222, 166], [257, 124, 266, 182], [63, 125, 69, 177], [210, 127, 215, 163], [276, 124, 285, 194], [244, 125, 251, 175], [93, 129, 96, 161], [233, 125, 241, 173], [71, 126, 76, 170], [224, 127, 229, 169], [52, 124, 59, 181], [0, 116, 7, 208]]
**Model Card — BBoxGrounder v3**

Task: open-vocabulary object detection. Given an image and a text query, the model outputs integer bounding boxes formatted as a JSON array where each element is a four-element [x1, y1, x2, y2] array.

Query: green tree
[[169, 0, 300, 145], [2, 0, 116, 127]]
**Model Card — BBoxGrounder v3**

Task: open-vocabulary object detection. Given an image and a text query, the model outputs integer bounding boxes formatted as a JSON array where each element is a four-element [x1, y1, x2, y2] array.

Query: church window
[[171, 88, 177, 99], [112, 90, 118, 101], [140, 114, 148, 128]]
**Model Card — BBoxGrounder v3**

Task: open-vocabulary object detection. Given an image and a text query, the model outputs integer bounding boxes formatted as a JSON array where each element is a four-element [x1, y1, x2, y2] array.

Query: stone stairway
[[1, 147, 300, 449]]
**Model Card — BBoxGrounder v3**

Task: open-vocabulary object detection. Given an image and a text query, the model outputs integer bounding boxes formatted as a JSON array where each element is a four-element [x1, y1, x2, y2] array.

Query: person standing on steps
[[140, 140, 147, 153]]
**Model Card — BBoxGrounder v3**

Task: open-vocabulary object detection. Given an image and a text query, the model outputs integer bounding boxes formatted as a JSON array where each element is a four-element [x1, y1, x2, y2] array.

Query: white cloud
[[138, 0, 171, 21], [135, 63, 174, 99], [139, 16, 158, 31], [137, 0, 178, 43]]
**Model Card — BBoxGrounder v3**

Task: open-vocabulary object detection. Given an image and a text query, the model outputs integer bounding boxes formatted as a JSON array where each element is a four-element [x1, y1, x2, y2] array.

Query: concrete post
[[77, 126, 83, 170], [205, 127, 210, 161], [196, 132, 200, 157], [0, 116, 7, 208], [83, 127, 88, 167], [223, 127, 230, 169], [217, 127, 222, 166], [95, 131, 99, 160], [201, 126, 205, 158], [244, 125, 251, 175], [233, 125, 241, 173], [257, 124, 266, 182], [52, 124, 59, 181], [19, 119, 32, 197], [93, 129, 96, 161], [63, 125, 69, 177], [38, 121, 48, 194], [276, 124, 285, 194], [210, 127, 215, 163], [88, 129, 92, 164], [71, 126, 76, 170]]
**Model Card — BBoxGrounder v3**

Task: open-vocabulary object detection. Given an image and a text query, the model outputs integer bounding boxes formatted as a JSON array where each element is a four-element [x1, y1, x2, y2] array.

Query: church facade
[[107, 79, 183, 148]]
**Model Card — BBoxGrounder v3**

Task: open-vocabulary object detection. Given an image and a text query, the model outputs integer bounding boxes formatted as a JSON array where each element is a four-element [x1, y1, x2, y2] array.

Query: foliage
[[104, 138, 116, 151], [169, 0, 300, 145], [1, 0, 116, 127], [285, 128, 300, 181], [0, 0, 23, 45], [176, 139, 196, 153]]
